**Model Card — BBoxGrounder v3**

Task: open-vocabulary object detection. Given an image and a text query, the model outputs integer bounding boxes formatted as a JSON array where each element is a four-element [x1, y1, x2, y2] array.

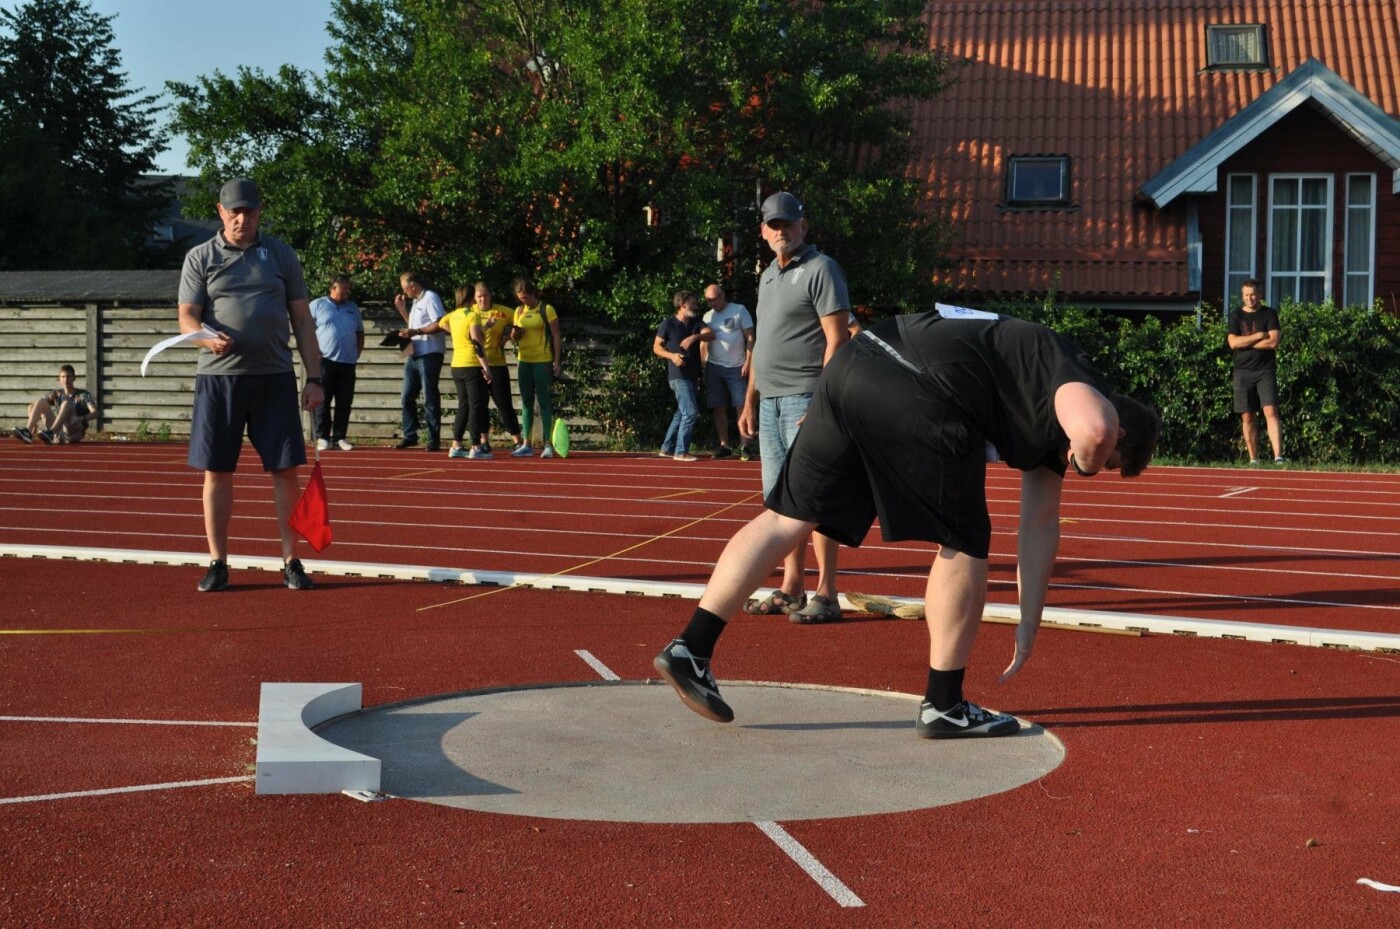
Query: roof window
[[1206, 24, 1269, 70], [1005, 156, 1071, 208]]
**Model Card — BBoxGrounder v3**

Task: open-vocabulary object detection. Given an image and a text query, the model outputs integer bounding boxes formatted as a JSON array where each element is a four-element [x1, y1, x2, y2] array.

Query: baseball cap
[[219, 177, 261, 210], [761, 191, 804, 224]]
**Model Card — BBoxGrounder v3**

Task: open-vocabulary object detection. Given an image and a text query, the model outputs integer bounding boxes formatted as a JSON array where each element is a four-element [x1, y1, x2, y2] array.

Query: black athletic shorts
[[1232, 366, 1278, 414], [765, 334, 993, 559], [187, 371, 307, 473]]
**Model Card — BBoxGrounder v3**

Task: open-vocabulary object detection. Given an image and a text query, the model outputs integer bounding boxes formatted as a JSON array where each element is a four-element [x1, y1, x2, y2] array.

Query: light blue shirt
[[309, 295, 364, 364], [407, 290, 447, 356]]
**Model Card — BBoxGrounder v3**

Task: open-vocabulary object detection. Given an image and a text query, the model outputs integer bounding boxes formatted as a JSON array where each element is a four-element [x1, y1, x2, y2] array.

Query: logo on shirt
[[791, 268, 805, 282], [257, 247, 268, 261]]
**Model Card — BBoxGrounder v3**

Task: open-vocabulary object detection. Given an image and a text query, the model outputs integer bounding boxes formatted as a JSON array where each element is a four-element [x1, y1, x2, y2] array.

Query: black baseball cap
[[219, 177, 261, 210]]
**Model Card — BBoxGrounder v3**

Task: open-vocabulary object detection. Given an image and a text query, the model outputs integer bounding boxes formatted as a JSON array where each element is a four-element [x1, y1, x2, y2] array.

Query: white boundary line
[[574, 650, 620, 681], [0, 715, 255, 727], [753, 820, 865, 908], [4, 543, 1398, 653], [0, 775, 254, 806]]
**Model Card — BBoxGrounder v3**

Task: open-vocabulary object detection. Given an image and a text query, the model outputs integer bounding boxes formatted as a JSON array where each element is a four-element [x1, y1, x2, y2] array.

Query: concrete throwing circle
[[318, 681, 1063, 823]]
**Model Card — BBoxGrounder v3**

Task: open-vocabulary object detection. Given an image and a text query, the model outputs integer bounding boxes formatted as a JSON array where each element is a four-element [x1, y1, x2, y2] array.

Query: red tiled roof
[[913, 0, 1400, 300]]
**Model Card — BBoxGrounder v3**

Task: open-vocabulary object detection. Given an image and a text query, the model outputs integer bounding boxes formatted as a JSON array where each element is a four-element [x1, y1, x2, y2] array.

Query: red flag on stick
[[288, 461, 332, 552]]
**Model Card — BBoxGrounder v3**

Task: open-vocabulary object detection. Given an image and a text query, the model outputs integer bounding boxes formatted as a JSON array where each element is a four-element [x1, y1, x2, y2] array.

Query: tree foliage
[[168, 0, 953, 321], [0, 0, 171, 269]]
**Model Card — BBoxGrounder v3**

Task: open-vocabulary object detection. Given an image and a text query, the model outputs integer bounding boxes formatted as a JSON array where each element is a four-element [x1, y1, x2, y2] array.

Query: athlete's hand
[[999, 622, 1038, 683], [301, 382, 324, 412]]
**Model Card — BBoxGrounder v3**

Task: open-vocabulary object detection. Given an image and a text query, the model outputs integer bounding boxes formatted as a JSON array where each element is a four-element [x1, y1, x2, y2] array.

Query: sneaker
[[283, 558, 314, 590], [511, 443, 534, 457], [395, 437, 418, 449], [1248, 459, 1260, 467], [738, 445, 752, 462], [541, 445, 555, 458], [1273, 456, 1288, 465], [336, 439, 354, 452], [915, 700, 1019, 739], [448, 446, 470, 459], [467, 446, 493, 459], [12, 427, 32, 444], [477, 443, 494, 458], [37, 428, 54, 445], [315, 438, 331, 452], [197, 560, 229, 592], [653, 639, 733, 723], [673, 452, 698, 462], [657, 449, 672, 457], [425, 442, 441, 452], [713, 445, 733, 459]]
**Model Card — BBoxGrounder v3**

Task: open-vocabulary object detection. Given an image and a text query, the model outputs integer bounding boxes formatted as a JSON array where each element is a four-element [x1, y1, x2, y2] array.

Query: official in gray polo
[[738, 191, 852, 624], [177, 177, 324, 593]]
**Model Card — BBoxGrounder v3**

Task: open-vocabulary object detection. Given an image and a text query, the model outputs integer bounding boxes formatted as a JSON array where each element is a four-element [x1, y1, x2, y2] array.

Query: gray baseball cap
[[761, 191, 804, 223], [219, 177, 261, 210]]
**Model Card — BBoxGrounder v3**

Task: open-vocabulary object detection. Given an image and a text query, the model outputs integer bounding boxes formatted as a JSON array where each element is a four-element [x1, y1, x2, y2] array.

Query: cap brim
[[221, 200, 259, 210]]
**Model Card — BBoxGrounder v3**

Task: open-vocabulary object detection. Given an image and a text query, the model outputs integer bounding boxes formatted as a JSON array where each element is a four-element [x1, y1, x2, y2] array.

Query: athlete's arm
[[1001, 465, 1063, 683]]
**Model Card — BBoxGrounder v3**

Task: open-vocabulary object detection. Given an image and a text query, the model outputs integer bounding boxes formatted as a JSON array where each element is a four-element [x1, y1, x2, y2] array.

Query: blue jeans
[[759, 393, 812, 497], [662, 378, 700, 455], [401, 352, 443, 444]]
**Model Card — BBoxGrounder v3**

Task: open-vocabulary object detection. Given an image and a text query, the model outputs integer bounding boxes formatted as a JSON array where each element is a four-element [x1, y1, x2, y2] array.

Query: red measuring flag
[[288, 461, 332, 552]]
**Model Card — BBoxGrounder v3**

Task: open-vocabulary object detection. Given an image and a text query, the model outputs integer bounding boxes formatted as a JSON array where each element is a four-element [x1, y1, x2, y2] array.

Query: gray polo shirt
[[179, 231, 309, 375], [752, 244, 851, 397]]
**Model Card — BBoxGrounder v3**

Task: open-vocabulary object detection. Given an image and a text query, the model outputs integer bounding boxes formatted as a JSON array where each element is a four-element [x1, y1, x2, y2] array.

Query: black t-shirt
[[888, 314, 1109, 476], [656, 315, 705, 381], [1228, 305, 1279, 371]]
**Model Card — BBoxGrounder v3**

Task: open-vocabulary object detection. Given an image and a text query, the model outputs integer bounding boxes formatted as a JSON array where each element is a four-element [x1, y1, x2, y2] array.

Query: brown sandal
[[742, 590, 807, 615]]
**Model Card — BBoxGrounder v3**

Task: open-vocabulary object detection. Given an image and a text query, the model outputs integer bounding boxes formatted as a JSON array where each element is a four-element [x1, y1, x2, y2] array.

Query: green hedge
[[572, 301, 1400, 465]]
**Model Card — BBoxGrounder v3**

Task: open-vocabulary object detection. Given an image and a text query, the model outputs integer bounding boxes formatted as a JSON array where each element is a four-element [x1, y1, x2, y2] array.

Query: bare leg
[[813, 532, 839, 601], [1240, 412, 1258, 461], [697, 510, 816, 618], [924, 547, 989, 670], [26, 399, 51, 433], [1262, 405, 1283, 459], [780, 535, 808, 598], [203, 471, 234, 561], [49, 399, 76, 438], [270, 467, 301, 562]]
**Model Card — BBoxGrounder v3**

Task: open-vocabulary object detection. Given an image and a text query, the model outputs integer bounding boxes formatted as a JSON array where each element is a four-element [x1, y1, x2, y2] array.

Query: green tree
[[0, 0, 171, 269]]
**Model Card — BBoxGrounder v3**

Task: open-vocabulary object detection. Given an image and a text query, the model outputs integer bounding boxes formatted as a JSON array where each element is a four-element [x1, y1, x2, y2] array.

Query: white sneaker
[[541, 445, 556, 458], [315, 438, 330, 452], [511, 443, 534, 457], [467, 446, 493, 459], [336, 439, 354, 451], [673, 452, 698, 462]]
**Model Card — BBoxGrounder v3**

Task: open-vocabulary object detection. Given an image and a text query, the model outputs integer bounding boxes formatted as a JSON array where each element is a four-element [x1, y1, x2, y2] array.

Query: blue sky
[[76, 1, 338, 174]]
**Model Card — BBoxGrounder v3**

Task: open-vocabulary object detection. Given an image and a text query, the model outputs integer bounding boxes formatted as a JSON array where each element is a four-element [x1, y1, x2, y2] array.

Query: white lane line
[[575, 650, 620, 681], [1219, 486, 1258, 498], [0, 775, 254, 805], [754, 820, 865, 908], [0, 715, 256, 727]]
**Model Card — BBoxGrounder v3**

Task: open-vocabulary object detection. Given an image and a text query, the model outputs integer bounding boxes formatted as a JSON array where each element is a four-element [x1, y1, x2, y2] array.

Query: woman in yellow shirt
[[471, 281, 528, 456], [433, 286, 494, 458], [511, 277, 563, 457]]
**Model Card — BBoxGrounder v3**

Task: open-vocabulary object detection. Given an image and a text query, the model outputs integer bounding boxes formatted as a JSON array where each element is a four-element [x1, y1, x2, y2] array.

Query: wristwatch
[[306, 376, 323, 386]]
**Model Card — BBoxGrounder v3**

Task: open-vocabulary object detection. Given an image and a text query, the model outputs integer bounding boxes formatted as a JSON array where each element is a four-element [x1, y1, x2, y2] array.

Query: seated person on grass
[[13, 365, 97, 445]]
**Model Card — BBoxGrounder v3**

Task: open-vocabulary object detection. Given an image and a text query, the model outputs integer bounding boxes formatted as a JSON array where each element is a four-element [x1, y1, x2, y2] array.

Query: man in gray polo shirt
[[177, 177, 324, 592], [738, 191, 851, 624]]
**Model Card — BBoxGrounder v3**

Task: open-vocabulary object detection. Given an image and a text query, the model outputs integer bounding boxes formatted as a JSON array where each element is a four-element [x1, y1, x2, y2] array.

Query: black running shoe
[[283, 558, 314, 590], [197, 560, 229, 592], [12, 427, 33, 444], [654, 638, 733, 723], [915, 700, 1019, 739], [713, 445, 733, 459], [37, 428, 54, 445]]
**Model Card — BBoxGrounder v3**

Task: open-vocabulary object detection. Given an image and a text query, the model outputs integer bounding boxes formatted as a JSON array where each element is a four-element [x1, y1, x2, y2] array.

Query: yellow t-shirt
[[514, 303, 559, 363], [441, 307, 485, 367], [475, 303, 513, 366]]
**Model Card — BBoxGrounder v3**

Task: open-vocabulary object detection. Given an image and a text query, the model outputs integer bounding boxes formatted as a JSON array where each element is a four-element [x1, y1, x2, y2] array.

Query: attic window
[[1006, 156, 1070, 207], [1206, 24, 1269, 69]]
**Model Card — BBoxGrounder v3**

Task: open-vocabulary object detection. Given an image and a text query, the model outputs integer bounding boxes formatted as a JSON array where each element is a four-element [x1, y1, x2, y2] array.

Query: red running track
[[1, 441, 1398, 926]]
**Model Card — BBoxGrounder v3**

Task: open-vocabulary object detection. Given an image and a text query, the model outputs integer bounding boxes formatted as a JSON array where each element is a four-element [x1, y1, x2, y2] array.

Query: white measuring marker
[[1218, 486, 1258, 498], [574, 650, 620, 681]]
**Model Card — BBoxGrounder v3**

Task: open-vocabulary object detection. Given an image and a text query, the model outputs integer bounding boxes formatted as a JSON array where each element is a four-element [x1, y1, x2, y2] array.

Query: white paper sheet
[[141, 325, 222, 376]]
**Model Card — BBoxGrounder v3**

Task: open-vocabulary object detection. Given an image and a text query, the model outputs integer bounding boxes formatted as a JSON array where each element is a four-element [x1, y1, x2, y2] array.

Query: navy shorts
[[703, 362, 747, 409], [188, 372, 307, 473], [765, 335, 993, 559], [1233, 367, 1278, 414]]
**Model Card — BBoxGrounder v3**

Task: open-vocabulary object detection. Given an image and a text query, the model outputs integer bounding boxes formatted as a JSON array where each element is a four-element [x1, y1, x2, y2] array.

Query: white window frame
[[1342, 173, 1377, 307], [1266, 174, 1333, 305], [1222, 173, 1257, 312], [1206, 24, 1269, 69]]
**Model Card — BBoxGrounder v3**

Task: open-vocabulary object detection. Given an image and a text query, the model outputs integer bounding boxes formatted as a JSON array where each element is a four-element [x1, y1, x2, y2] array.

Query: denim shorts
[[758, 393, 812, 497]]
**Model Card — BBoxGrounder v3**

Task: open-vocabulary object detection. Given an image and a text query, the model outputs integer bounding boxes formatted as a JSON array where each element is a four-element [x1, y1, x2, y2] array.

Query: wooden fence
[[0, 303, 608, 445]]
